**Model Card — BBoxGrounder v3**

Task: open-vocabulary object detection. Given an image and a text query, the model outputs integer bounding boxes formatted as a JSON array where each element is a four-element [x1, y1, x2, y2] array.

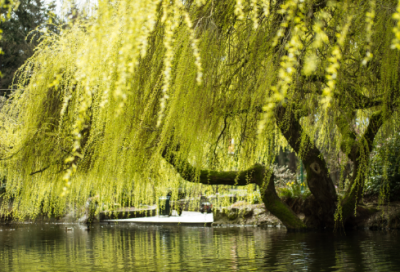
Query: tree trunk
[[275, 105, 337, 228], [341, 111, 387, 222], [277, 148, 285, 166], [288, 151, 297, 174]]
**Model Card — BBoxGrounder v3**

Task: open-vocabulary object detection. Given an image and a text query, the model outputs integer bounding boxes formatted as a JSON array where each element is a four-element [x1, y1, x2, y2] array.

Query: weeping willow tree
[[1, 0, 400, 230]]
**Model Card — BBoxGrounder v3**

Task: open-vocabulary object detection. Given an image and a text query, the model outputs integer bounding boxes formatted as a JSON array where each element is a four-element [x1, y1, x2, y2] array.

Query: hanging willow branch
[[0, 0, 400, 228]]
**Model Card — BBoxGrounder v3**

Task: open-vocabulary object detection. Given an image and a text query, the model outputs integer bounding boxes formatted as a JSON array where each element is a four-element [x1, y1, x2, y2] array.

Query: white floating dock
[[103, 211, 213, 224]]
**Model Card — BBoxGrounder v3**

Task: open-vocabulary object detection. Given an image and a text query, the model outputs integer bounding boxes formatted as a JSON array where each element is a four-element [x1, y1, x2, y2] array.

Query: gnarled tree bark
[[275, 104, 337, 228]]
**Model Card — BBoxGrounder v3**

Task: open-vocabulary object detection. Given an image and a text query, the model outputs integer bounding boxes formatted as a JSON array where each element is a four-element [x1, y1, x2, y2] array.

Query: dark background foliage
[[0, 0, 57, 95]]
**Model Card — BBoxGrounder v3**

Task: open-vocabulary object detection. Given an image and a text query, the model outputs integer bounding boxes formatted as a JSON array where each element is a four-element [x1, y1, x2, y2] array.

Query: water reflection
[[262, 230, 400, 271], [0, 224, 399, 271]]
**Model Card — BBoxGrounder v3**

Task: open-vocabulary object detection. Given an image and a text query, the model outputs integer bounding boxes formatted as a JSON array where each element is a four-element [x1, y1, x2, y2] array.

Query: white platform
[[103, 211, 213, 224]]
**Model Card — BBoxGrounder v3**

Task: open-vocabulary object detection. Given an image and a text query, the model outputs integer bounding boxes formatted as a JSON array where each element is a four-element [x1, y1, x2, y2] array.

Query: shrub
[[367, 136, 400, 201], [277, 180, 311, 200]]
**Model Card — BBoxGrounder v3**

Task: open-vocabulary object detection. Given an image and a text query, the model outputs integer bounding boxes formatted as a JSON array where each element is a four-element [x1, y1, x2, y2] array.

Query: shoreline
[[1, 200, 400, 230]]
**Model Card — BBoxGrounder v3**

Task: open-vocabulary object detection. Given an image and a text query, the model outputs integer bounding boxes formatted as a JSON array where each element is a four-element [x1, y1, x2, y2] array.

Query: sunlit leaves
[[1, 0, 400, 220], [392, 0, 400, 49], [363, 0, 376, 65], [322, 17, 352, 110]]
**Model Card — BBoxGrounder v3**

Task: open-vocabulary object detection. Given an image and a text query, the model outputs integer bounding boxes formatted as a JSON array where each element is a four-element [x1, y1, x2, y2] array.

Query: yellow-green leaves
[[302, 20, 328, 76], [363, 0, 376, 65], [157, 0, 203, 128], [0, 0, 398, 221], [235, 0, 245, 20], [260, 0, 305, 132], [322, 17, 352, 110], [392, 0, 400, 49]]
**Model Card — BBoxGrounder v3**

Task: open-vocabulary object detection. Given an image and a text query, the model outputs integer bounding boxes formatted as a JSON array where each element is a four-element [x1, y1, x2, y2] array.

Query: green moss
[[262, 192, 306, 230], [227, 209, 238, 220], [269, 201, 306, 230]]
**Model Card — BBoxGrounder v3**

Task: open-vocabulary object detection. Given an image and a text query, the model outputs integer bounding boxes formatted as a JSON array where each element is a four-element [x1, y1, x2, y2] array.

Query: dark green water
[[0, 223, 399, 271]]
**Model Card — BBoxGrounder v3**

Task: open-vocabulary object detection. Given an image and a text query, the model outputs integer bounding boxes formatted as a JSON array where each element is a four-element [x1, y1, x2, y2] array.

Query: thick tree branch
[[335, 110, 357, 159], [162, 147, 262, 186], [341, 110, 389, 221], [341, 110, 386, 165], [275, 104, 337, 227], [162, 148, 306, 229], [275, 105, 337, 199], [363, 110, 385, 152]]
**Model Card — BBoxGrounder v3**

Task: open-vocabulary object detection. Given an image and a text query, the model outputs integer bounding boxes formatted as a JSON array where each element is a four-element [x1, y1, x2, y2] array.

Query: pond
[[0, 223, 399, 271]]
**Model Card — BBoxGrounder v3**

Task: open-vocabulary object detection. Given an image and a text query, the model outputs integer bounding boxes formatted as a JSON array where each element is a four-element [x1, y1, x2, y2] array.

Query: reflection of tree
[[304, 233, 338, 271], [1, 226, 400, 270], [229, 235, 238, 270], [262, 231, 376, 271], [372, 231, 400, 269], [335, 231, 367, 271], [262, 232, 285, 269]]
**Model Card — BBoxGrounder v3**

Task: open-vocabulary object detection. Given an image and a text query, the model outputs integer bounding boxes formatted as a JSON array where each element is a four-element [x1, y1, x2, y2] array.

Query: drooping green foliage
[[367, 134, 400, 201], [1, 0, 400, 225]]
